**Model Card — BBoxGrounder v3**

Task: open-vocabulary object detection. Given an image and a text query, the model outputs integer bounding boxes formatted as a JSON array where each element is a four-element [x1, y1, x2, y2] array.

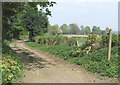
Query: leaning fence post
[[108, 29, 112, 61]]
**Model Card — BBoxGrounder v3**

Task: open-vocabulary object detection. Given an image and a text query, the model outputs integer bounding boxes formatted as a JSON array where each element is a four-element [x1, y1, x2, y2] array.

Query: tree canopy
[[2, 2, 56, 40], [60, 24, 69, 34], [22, 8, 48, 41], [84, 26, 91, 34], [69, 24, 81, 34], [92, 26, 102, 34]]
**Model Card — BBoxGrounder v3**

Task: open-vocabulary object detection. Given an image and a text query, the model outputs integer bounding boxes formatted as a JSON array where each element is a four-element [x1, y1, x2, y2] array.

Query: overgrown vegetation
[[100, 34, 119, 47], [34, 35, 78, 46], [76, 47, 119, 78], [1, 40, 24, 83]]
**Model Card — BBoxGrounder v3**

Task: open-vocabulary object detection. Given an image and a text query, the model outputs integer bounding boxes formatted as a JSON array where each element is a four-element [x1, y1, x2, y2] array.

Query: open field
[[62, 34, 88, 38]]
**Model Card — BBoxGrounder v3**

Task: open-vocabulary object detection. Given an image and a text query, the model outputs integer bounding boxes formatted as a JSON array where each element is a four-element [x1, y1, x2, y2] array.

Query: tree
[[51, 24, 62, 35], [101, 30, 106, 34], [105, 27, 109, 33], [48, 24, 53, 35], [92, 26, 102, 35], [2, 2, 25, 40], [84, 26, 91, 34], [7, 14, 25, 39], [80, 25, 85, 35], [92, 26, 98, 34], [39, 30, 45, 36], [22, 8, 48, 41], [98, 27, 102, 35], [60, 24, 69, 34], [48, 24, 61, 35], [69, 24, 81, 34]]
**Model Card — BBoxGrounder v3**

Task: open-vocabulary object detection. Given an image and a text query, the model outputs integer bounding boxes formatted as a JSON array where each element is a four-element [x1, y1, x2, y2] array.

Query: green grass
[[25, 42, 119, 78], [25, 42, 79, 60]]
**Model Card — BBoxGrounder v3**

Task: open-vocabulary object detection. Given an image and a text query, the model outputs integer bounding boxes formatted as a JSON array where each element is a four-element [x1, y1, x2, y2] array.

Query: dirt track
[[10, 40, 112, 83]]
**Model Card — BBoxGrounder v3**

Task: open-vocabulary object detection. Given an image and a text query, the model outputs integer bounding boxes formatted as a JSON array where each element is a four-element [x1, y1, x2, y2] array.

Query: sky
[[47, 0, 119, 31]]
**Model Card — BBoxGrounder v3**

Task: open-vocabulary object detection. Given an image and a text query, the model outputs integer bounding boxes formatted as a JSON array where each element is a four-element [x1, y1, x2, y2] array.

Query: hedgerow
[[34, 35, 78, 46]]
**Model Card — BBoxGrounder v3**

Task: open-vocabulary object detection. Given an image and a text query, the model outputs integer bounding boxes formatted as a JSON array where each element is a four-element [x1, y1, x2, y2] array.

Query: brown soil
[[10, 40, 112, 83]]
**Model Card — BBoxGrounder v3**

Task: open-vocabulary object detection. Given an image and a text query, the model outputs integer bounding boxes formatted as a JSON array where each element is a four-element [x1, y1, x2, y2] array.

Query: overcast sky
[[46, 0, 119, 31]]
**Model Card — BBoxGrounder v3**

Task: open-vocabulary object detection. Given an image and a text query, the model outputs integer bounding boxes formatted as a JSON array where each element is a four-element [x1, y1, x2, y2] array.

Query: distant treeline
[[47, 23, 116, 35]]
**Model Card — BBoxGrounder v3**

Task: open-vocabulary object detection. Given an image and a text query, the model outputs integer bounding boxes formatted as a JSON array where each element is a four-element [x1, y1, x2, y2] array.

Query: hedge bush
[[100, 34, 119, 47]]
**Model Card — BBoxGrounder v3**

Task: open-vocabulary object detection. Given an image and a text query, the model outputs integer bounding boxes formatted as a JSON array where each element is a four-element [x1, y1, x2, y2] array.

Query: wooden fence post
[[108, 29, 112, 61], [77, 40, 80, 46]]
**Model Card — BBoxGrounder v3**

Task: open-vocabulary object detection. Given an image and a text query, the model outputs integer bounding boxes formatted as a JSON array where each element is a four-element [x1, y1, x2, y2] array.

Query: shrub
[[100, 34, 119, 47], [71, 34, 101, 56], [72, 34, 119, 57]]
